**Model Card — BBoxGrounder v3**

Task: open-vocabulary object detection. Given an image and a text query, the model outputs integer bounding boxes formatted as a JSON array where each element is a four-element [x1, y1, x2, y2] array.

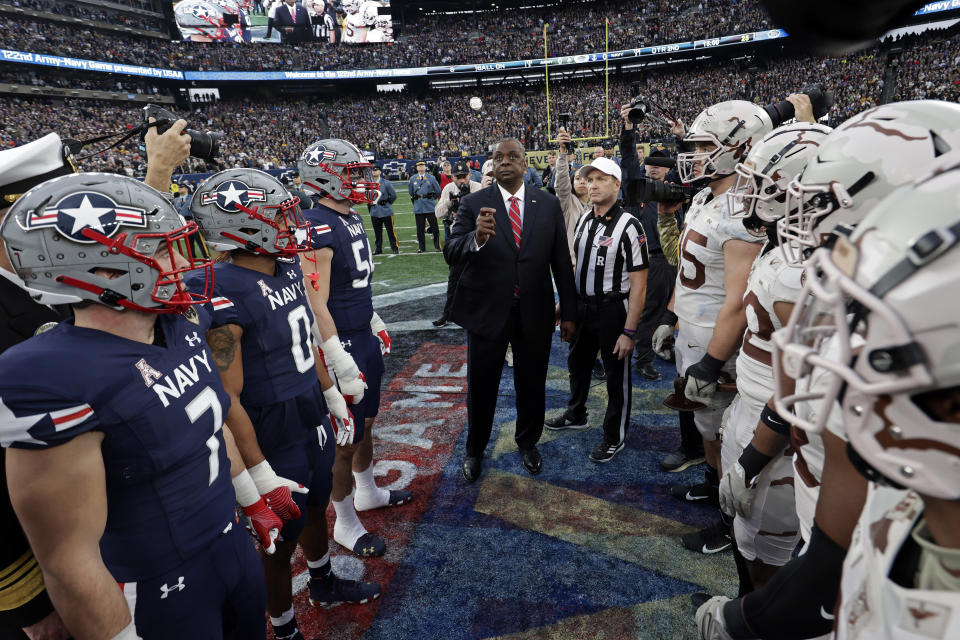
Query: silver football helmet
[[772, 152, 960, 499], [174, 0, 228, 39], [190, 168, 310, 256], [728, 122, 833, 230], [374, 12, 392, 35], [779, 100, 960, 265], [341, 0, 361, 14], [677, 100, 773, 183], [1, 173, 212, 313], [298, 139, 379, 205], [359, 0, 378, 26]]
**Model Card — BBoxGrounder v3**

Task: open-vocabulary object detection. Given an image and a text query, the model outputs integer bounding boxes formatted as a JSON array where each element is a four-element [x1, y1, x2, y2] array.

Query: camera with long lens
[[142, 104, 224, 161], [763, 83, 835, 126], [623, 156, 701, 206]]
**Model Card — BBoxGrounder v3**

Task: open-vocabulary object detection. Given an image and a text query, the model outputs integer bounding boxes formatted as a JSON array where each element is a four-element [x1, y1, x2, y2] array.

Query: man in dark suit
[[273, 0, 312, 43], [444, 138, 578, 483]]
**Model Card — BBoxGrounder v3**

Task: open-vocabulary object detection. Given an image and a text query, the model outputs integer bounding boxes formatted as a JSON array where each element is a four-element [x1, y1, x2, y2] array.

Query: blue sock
[[307, 552, 332, 581]]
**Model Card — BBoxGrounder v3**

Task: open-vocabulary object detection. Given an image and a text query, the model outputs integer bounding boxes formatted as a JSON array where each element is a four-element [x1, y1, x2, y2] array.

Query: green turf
[[363, 181, 451, 295]]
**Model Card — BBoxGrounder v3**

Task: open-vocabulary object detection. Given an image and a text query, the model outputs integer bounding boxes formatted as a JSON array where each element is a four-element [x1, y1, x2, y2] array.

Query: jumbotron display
[[172, 0, 393, 43]]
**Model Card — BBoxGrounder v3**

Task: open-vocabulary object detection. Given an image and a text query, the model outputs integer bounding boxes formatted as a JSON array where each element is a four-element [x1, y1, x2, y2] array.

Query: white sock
[[332, 488, 367, 550], [353, 466, 390, 511], [306, 552, 330, 569]]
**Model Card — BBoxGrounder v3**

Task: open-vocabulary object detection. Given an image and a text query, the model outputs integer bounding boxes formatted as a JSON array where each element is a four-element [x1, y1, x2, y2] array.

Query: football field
[[363, 182, 450, 296]]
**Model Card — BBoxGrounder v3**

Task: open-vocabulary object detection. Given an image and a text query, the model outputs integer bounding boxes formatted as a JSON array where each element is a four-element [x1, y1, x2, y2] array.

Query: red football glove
[[248, 460, 307, 524], [262, 486, 301, 522], [241, 498, 281, 555], [370, 312, 391, 356]]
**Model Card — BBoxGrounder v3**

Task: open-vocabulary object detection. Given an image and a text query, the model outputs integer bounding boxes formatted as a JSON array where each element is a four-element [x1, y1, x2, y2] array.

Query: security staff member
[[560, 157, 649, 464], [408, 160, 441, 253], [369, 166, 399, 254]]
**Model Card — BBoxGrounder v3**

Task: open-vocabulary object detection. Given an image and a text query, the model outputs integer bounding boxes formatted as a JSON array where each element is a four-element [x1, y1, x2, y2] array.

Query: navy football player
[[298, 139, 412, 558], [0, 173, 269, 640], [190, 169, 381, 640]]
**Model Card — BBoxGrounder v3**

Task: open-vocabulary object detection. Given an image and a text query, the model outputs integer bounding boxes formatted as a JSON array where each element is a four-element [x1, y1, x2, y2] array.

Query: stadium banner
[[0, 49, 185, 79], [915, 0, 960, 15]]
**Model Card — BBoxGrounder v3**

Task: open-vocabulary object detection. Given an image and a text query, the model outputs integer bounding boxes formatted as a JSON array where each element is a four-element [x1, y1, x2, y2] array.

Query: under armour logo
[[160, 576, 185, 599], [286, 269, 298, 280], [185, 332, 202, 347], [340, 339, 352, 348], [135, 358, 163, 388]]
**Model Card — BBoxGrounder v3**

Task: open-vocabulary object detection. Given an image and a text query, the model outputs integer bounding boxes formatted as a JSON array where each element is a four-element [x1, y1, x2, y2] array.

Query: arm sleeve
[[623, 218, 650, 272], [435, 183, 453, 216], [550, 203, 578, 322], [554, 154, 573, 203], [618, 128, 641, 183], [429, 176, 441, 197], [386, 181, 396, 204], [658, 213, 681, 267], [407, 180, 415, 197]]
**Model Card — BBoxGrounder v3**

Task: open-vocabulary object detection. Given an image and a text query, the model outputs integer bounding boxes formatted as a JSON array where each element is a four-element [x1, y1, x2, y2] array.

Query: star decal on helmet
[[26, 192, 147, 244], [302, 145, 338, 166], [199, 180, 266, 212], [191, 3, 213, 19]]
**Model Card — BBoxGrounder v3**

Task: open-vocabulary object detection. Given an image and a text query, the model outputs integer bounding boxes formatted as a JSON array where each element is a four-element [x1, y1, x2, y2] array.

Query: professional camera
[[763, 84, 835, 126], [623, 155, 702, 206], [142, 104, 223, 161]]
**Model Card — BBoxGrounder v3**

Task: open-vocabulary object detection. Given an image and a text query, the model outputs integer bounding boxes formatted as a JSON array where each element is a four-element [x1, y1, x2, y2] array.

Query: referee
[[550, 157, 649, 463]]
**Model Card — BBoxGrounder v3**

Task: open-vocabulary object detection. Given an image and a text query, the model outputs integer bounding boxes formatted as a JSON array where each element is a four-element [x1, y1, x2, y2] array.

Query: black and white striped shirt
[[572, 204, 649, 296]]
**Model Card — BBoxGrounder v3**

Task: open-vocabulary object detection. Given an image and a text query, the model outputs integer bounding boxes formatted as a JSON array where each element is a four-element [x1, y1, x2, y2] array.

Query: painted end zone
[[282, 342, 467, 640]]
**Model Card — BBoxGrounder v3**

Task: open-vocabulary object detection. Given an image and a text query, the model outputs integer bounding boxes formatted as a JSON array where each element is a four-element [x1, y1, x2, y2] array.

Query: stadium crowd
[[0, 0, 772, 71], [0, 0, 167, 34], [3, 32, 957, 171]]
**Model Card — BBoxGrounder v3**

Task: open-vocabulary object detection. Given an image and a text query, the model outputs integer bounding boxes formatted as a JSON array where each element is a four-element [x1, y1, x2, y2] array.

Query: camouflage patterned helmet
[[728, 121, 833, 229], [773, 152, 960, 498], [677, 100, 774, 183], [298, 139, 380, 205], [0, 173, 212, 313], [190, 168, 310, 256], [779, 100, 960, 265]]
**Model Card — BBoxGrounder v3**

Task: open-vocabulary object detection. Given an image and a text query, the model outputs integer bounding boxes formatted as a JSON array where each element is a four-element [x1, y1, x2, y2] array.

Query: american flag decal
[[638, 233, 647, 246], [211, 297, 234, 309]]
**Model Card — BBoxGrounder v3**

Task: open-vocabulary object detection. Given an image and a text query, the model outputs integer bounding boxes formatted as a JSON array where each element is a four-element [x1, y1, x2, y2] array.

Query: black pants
[[415, 213, 440, 251], [443, 261, 465, 319], [567, 298, 632, 445], [679, 409, 704, 457], [466, 304, 552, 457], [634, 251, 676, 366], [372, 215, 399, 253]]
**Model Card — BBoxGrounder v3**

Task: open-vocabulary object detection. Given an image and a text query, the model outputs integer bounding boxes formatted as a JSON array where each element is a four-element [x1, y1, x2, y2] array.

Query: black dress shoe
[[462, 455, 481, 483], [520, 446, 542, 475]]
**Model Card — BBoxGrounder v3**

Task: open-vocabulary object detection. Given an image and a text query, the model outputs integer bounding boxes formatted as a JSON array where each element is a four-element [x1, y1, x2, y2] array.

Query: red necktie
[[508, 196, 522, 249], [291, 7, 296, 22]]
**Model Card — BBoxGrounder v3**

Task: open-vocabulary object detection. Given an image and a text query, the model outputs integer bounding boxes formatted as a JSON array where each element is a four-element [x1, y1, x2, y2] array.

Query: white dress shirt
[[473, 182, 526, 251]]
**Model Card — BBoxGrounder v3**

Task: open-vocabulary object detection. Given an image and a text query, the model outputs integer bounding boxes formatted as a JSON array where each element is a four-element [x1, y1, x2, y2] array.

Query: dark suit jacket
[[273, 4, 312, 42], [443, 184, 577, 341]]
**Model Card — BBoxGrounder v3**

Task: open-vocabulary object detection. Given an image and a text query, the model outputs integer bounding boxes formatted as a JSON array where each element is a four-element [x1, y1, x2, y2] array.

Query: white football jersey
[[366, 27, 389, 42], [673, 187, 764, 328], [735, 245, 804, 404], [341, 12, 368, 42], [838, 486, 960, 640]]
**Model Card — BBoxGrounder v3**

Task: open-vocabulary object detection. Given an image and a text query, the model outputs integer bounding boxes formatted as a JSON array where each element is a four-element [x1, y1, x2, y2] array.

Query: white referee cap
[[0, 133, 76, 205], [581, 157, 621, 182]]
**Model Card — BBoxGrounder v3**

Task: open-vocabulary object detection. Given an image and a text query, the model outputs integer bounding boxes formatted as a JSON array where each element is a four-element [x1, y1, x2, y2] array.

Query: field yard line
[[372, 282, 446, 309]]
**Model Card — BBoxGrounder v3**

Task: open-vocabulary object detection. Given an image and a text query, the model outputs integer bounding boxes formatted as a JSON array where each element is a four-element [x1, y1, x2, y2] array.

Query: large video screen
[[172, 0, 393, 43]]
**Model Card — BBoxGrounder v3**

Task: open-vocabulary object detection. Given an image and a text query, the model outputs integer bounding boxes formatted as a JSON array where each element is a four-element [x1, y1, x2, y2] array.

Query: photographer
[[541, 150, 558, 194], [432, 159, 481, 328], [618, 104, 679, 383], [370, 166, 399, 255], [552, 128, 590, 263]]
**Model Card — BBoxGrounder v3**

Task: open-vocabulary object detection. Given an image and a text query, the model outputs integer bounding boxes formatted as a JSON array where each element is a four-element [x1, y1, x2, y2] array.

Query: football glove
[[684, 354, 724, 404], [320, 335, 366, 404], [323, 384, 356, 447], [248, 460, 307, 523], [370, 312, 391, 356], [232, 470, 281, 555], [652, 324, 675, 359], [719, 461, 757, 518]]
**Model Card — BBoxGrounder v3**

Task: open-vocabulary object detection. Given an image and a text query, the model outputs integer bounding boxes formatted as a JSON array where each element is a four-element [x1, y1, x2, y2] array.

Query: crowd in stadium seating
[[0, 0, 166, 33], [3, 31, 958, 174], [0, 0, 770, 71], [0, 68, 174, 95]]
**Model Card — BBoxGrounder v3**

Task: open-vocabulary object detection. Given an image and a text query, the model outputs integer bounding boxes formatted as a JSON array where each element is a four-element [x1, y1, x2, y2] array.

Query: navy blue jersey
[[303, 204, 374, 333], [193, 259, 316, 407], [0, 310, 235, 582]]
